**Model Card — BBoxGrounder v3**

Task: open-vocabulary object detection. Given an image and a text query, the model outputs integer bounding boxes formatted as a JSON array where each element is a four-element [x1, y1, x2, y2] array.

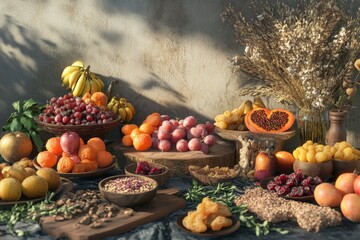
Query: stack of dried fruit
[[36, 132, 113, 173], [214, 96, 266, 130], [292, 140, 333, 163], [267, 169, 322, 197], [135, 161, 166, 175]]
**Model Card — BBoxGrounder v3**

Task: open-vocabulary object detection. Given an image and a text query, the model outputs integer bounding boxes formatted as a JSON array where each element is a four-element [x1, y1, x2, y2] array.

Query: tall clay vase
[[326, 109, 347, 146]]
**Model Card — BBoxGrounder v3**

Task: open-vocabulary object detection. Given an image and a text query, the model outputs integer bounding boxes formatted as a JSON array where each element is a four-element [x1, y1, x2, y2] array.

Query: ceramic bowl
[[332, 159, 359, 178], [293, 159, 333, 181], [125, 162, 170, 186], [99, 175, 158, 207]]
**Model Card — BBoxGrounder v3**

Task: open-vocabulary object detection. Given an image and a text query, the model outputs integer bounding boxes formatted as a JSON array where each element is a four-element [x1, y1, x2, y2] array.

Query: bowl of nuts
[[99, 175, 158, 207], [125, 161, 170, 186]]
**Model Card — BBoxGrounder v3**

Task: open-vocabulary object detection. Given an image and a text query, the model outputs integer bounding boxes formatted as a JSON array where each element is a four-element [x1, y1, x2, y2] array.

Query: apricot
[[314, 183, 343, 207], [340, 193, 360, 222], [335, 173, 357, 195]]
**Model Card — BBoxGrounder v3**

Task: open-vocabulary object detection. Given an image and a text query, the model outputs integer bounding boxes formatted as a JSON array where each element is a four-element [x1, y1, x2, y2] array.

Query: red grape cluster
[[38, 93, 117, 125], [152, 115, 216, 154], [267, 169, 323, 197]]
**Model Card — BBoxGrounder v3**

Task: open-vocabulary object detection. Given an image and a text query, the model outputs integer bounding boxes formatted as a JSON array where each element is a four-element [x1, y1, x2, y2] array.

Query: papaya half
[[244, 108, 295, 133]]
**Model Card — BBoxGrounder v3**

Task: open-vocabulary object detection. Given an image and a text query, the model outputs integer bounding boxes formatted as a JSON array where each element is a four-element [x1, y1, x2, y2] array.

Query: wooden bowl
[[99, 175, 158, 207], [188, 165, 240, 186], [125, 162, 169, 186], [332, 159, 359, 178], [293, 159, 333, 181], [34, 115, 122, 141]]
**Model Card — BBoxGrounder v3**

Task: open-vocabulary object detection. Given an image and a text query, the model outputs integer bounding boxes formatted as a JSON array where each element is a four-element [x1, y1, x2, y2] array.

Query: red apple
[[340, 193, 360, 222], [354, 175, 360, 195]]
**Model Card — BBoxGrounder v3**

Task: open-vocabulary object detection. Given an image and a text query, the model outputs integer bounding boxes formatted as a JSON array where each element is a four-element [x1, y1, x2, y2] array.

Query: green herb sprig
[[2, 99, 45, 152], [184, 180, 289, 236]]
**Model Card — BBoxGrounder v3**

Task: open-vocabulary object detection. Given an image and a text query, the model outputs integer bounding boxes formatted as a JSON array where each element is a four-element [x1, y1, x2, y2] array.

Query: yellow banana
[[68, 70, 82, 89], [72, 73, 86, 96], [81, 78, 91, 97], [112, 102, 119, 114], [118, 107, 127, 122], [62, 74, 71, 88], [119, 97, 127, 105], [253, 96, 266, 109], [89, 79, 98, 94], [125, 102, 136, 115], [93, 78, 103, 92], [71, 60, 84, 68], [238, 101, 246, 116], [89, 73, 104, 91], [243, 100, 253, 115], [124, 106, 133, 122], [61, 66, 81, 80]]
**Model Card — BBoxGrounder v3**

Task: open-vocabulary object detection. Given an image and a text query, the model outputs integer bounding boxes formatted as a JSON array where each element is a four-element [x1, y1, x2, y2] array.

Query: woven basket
[[34, 115, 122, 141]]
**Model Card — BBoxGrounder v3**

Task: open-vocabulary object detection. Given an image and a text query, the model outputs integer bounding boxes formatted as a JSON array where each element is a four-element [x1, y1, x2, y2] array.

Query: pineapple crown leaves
[[2, 99, 45, 152]]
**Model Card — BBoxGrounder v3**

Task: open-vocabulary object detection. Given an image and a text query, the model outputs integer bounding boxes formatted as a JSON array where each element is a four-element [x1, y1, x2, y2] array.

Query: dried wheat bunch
[[221, 0, 360, 110]]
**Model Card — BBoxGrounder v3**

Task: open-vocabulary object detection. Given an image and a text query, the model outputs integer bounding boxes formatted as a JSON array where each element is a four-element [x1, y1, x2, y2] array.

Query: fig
[[60, 131, 80, 154]]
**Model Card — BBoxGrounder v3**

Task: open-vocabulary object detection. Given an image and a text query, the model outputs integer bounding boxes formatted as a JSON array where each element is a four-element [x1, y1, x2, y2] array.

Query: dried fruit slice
[[245, 108, 295, 133]]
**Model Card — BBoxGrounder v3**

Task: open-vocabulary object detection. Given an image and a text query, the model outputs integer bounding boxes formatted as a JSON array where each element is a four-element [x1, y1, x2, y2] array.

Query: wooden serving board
[[112, 139, 236, 177], [40, 189, 185, 240]]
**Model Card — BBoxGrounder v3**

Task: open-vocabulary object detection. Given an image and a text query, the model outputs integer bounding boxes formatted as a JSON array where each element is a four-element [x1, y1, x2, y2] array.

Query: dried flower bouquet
[[221, 0, 360, 111]]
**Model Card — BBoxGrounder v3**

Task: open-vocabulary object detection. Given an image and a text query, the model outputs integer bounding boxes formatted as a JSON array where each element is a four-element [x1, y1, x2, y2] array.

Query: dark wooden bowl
[[125, 162, 169, 186], [188, 165, 240, 186], [293, 159, 333, 181], [98, 175, 158, 207], [332, 159, 359, 178], [34, 115, 122, 142]]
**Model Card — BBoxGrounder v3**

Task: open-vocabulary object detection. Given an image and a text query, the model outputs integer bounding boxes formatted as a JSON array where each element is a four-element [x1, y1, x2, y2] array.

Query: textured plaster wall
[[0, 0, 359, 148]]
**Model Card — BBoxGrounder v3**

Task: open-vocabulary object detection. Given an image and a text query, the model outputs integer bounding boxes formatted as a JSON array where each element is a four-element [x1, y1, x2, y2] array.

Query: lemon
[[36, 168, 61, 191], [21, 175, 48, 198], [0, 178, 22, 201]]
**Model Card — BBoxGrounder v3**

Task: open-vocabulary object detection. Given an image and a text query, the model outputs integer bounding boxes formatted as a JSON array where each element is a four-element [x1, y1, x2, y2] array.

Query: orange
[[96, 150, 113, 168], [72, 163, 86, 173], [87, 137, 106, 153], [121, 124, 138, 135], [143, 114, 162, 127], [57, 156, 75, 173], [275, 151, 295, 174], [122, 135, 133, 147], [78, 145, 97, 161], [130, 128, 142, 141], [45, 137, 62, 156], [81, 159, 98, 172], [90, 92, 108, 107], [139, 122, 155, 135], [133, 133, 152, 151], [79, 138, 85, 146], [37, 151, 57, 168]]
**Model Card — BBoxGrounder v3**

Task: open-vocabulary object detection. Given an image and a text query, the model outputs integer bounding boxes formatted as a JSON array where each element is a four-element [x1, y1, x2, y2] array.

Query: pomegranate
[[60, 132, 80, 154], [254, 151, 277, 181], [314, 183, 343, 207]]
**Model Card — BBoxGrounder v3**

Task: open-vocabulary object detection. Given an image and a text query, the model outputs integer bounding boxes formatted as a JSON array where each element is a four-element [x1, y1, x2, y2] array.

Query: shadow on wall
[[0, 15, 67, 125]]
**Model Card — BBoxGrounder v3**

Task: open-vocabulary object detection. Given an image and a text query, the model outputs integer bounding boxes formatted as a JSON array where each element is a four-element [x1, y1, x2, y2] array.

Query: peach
[[340, 193, 360, 222], [314, 183, 343, 207], [335, 173, 357, 195]]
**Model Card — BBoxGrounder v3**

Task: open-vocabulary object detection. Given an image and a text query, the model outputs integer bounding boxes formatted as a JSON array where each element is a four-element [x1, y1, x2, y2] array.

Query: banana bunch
[[214, 96, 266, 130], [60, 60, 105, 97], [107, 97, 136, 123]]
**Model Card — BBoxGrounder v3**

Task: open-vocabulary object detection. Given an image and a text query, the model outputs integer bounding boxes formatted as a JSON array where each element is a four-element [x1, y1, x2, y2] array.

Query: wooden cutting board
[[40, 189, 185, 240]]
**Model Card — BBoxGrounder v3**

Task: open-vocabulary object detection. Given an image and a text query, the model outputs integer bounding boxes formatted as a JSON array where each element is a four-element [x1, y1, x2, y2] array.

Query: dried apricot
[[57, 156, 75, 173], [78, 145, 97, 161], [87, 137, 106, 153], [96, 151, 113, 168], [37, 151, 57, 168], [81, 159, 98, 172], [45, 137, 63, 156]]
